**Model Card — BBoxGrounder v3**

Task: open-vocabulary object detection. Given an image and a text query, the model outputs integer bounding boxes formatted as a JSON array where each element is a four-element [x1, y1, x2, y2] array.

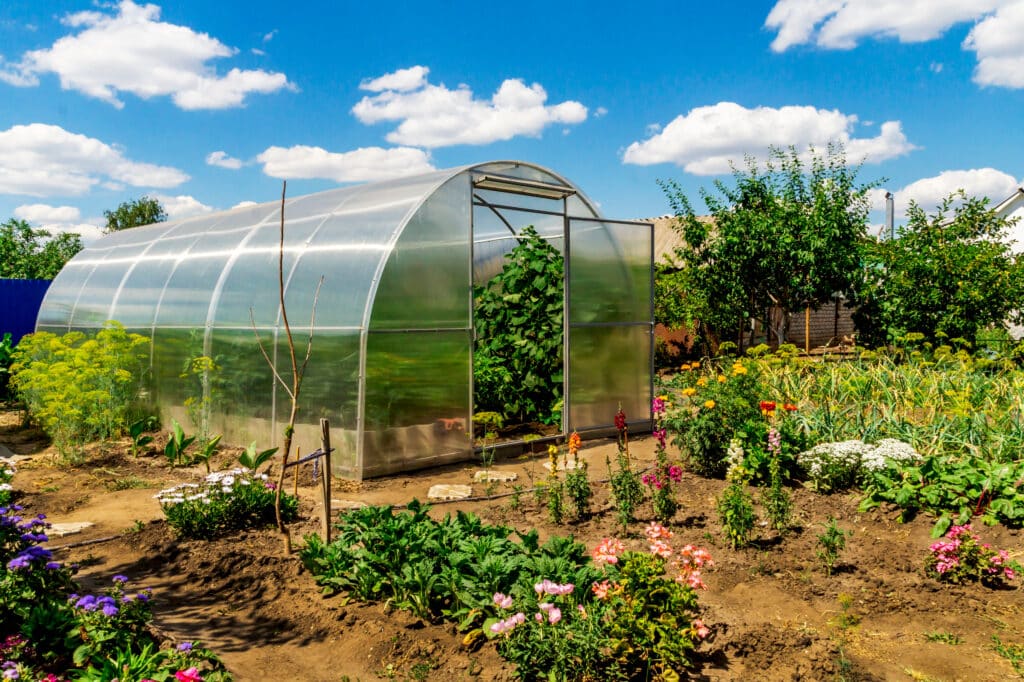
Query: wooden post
[[805, 307, 810, 353], [320, 418, 332, 543]]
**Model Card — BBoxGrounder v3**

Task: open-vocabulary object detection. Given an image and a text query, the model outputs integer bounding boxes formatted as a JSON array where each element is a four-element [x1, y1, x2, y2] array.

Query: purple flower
[[6, 556, 30, 570], [45, 562, 61, 570], [112, 575, 129, 583], [177, 642, 193, 652], [101, 604, 119, 617]]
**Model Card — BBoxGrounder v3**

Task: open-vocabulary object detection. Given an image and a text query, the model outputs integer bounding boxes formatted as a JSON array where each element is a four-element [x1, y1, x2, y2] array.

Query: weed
[[717, 480, 756, 549], [924, 631, 963, 645], [828, 593, 860, 630], [107, 476, 152, 491], [993, 635, 1024, 677], [816, 517, 850, 576]]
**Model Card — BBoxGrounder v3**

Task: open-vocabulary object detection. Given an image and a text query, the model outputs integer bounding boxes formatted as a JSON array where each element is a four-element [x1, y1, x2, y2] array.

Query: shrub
[[10, 323, 151, 455], [156, 468, 298, 539], [924, 524, 1020, 588], [0, 458, 14, 506]]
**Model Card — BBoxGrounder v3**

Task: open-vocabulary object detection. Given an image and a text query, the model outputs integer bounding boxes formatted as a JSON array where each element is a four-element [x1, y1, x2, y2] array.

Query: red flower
[[614, 410, 627, 432], [783, 403, 798, 412], [759, 400, 776, 413]]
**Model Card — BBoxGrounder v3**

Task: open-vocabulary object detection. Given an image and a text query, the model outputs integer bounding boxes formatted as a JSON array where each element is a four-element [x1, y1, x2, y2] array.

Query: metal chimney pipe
[[885, 191, 895, 239]]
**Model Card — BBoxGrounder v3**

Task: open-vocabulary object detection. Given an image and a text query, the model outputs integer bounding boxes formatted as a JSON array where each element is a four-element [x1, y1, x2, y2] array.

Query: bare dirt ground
[[2, 408, 1023, 681]]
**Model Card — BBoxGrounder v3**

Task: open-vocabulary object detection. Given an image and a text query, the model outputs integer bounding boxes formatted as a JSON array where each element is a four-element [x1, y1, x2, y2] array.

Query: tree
[[0, 219, 83, 279], [661, 144, 877, 352], [104, 196, 166, 232], [853, 191, 1024, 348]]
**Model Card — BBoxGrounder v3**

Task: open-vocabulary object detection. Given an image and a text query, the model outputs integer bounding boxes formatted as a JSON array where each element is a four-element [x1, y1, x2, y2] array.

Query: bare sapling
[[250, 180, 324, 553]]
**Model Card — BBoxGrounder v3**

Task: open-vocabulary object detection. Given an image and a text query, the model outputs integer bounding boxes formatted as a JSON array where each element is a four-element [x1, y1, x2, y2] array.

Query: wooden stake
[[805, 306, 810, 353], [293, 446, 300, 497], [320, 418, 332, 543]]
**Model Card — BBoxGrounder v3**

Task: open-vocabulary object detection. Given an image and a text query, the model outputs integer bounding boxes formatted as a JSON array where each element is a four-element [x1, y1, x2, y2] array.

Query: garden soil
[[2, 408, 1022, 681]]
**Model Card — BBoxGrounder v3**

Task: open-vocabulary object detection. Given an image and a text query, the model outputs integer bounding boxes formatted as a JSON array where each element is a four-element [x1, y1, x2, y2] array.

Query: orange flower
[[704, 400, 715, 409]]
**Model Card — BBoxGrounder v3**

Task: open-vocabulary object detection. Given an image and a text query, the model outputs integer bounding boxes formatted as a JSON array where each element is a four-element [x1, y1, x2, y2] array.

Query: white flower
[[0, 483, 12, 491]]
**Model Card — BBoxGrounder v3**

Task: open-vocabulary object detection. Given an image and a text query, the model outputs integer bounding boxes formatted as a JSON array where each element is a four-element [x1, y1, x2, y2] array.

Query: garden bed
[[3, 407, 1022, 681]]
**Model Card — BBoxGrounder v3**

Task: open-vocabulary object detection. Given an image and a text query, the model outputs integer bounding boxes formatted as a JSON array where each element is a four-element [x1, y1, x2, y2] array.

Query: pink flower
[[649, 539, 673, 559], [653, 428, 667, 448], [652, 396, 666, 416], [667, 465, 683, 482], [547, 607, 562, 624], [592, 538, 625, 565], [591, 580, 611, 600], [492, 592, 513, 609], [175, 669, 203, 682], [644, 522, 673, 541], [535, 612, 544, 623], [693, 619, 710, 639]]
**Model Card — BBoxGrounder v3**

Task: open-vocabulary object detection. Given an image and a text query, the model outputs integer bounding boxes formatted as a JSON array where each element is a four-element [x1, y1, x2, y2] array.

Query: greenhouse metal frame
[[37, 161, 653, 478]]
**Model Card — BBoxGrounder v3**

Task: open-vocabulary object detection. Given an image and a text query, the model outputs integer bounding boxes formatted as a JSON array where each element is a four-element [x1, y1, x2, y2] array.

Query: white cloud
[[622, 102, 915, 173], [206, 150, 243, 169], [360, 65, 430, 93], [964, 2, 1024, 88], [256, 145, 435, 183], [0, 123, 188, 197], [14, 203, 81, 223], [262, 29, 278, 43], [352, 68, 588, 147], [929, 61, 944, 73], [766, 1, 1024, 90], [595, 106, 609, 117], [13, 203, 105, 241], [765, 0, 1006, 52], [153, 193, 215, 219], [0, 0, 294, 109], [872, 168, 1021, 215], [231, 200, 258, 209]]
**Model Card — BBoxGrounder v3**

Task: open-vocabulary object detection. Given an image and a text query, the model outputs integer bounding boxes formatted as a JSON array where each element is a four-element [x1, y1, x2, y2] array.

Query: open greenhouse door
[[567, 218, 654, 433]]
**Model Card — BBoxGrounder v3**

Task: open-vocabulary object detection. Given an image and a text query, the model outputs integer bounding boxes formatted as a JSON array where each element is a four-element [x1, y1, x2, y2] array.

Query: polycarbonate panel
[[218, 217, 326, 329], [472, 206, 564, 284], [271, 332, 361, 476], [70, 263, 130, 327], [112, 259, 177, 328], [569, 220, 651, 325], [371, 175, 471, 330], [362, 330, 471, 477], [206, 328, 278, 447], [150, 326, 200, 423], [568, 325, 651, 430], [35, 262, 95, 329], [156, 253, 232, 327]]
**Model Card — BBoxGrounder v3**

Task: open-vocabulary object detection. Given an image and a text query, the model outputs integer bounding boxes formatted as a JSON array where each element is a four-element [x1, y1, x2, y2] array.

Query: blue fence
[[1, 278, 51, 344]]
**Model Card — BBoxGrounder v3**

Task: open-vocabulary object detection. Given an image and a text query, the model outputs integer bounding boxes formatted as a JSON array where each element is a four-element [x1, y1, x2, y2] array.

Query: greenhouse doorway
[[469, 170, 654, 452]]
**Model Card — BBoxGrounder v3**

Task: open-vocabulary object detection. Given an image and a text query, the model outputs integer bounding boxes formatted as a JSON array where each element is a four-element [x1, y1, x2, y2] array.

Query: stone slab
[[542, 459, 585, 473], [473, 470, 518, 483], [331, 499, 368, 510], [48, 521, 95, 537], [427, 484, 473, 501]]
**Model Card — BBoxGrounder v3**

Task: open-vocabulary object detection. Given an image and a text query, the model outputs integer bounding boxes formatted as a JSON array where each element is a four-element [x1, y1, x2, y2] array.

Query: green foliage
[[854, 191, 1024, 348], [760, 455, 793, 534], [717, 481, 756, 549], [564, 462, 592, 520], [992, 635, 1024, 677], [609, 452, 643, 533], [128, 416, 157, 457], [473, 226, 563, 425], [816, 517, 850, 576], [660, 143, 877, 351], [0, 218, 83, 279], [103, 196, 167, 232], [10, 324, 151, 456], [1, 505, 229, 680], [157, 468, 297, 539], [163, 420, 197, 468], [0, 332, 14, 402], [603, 552, 703, 679], [194, 434, 221, 473], [180, 353, 223, 441], [238, 441, 278, 472], [300, 501, 600, 631]]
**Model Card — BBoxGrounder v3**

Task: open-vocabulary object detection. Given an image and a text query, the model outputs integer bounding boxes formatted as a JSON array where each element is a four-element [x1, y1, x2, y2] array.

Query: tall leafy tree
[[0, 218, 83, 279], [853, 191, 1024, 347], [104, 196, 167, 232], [660, 144, 876, 351]]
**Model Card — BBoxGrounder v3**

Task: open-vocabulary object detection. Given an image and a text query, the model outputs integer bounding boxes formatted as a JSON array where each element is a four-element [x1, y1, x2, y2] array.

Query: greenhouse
[[36, 161, 653, 478]]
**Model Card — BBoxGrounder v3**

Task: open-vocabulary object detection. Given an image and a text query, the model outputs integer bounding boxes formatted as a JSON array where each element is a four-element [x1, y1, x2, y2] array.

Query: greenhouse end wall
[[35, 162, 653, 479]]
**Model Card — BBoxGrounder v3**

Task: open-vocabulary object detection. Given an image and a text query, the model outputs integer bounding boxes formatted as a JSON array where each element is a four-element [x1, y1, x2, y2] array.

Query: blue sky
[[1, 0, 1022, 243]]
